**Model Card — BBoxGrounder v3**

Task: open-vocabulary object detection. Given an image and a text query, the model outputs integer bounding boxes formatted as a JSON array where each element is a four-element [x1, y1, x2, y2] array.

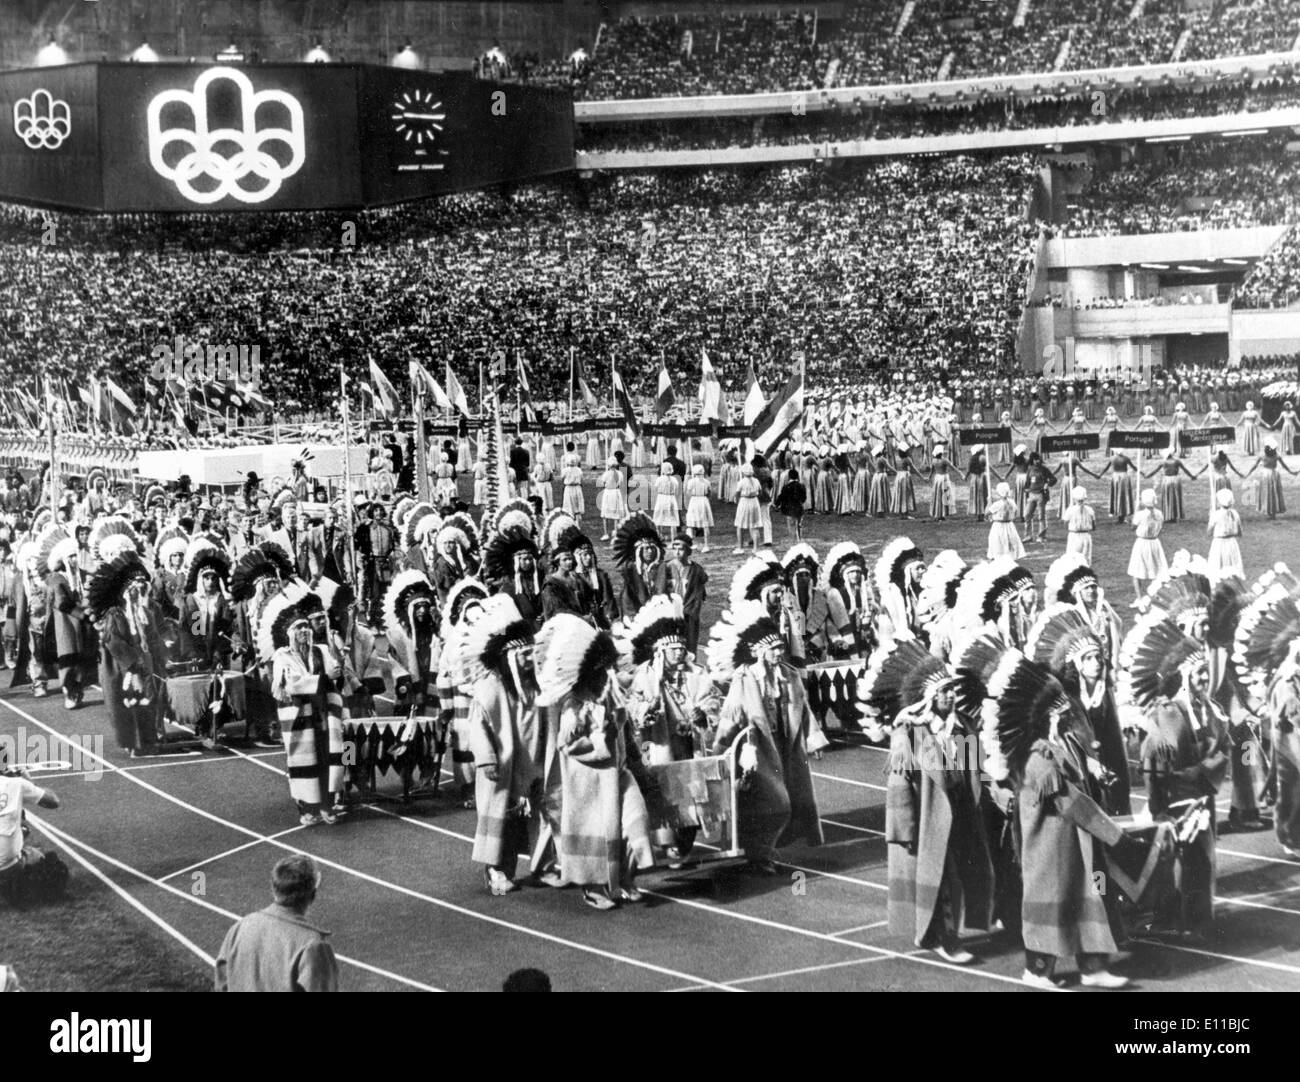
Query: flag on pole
[[742, 361, 766, 426], [572, 352, 598, 409], [517, 356, 537, 423], [445, 363, 470, 417], [368, 358, 399, 417], [655, 359, 676, 418], [409, 358, 453, 410], [103, 376, 138, 417], [612, 366, 640, 441], [750, 369, 804, 456], [698, 348, 723, 423]]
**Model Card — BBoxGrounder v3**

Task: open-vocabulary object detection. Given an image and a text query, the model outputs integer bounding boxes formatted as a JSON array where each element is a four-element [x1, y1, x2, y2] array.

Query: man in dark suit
[[655, 535, 708, 655], [310, 506, 351, 585], [509, 438, 531, 500]]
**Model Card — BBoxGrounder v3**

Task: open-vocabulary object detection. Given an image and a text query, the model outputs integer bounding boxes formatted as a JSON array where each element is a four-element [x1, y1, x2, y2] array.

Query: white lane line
[[27, 812, 216, 969], [638, 886, 1043, 991], [667, 952, 902, 991], [29, 815, 442, 992], [0, 695, 739, 993], [812, 771, 888, 793], [831, 920, 891, 937], [821, 817, 886, 838], [159, 826, 308, 883], [1219, 846, 1300, 868], [32, 750, 287, 780], [1134, 936, 1300, 977], [691, 839, 889, 891]]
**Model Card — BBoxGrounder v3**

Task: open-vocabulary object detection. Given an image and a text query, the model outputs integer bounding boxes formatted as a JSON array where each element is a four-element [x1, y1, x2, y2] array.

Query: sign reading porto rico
[[0, 62, 574, 212]]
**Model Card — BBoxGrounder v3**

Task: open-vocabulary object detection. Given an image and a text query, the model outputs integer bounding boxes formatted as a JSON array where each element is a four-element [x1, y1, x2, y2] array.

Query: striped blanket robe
[[468, 673, 547, 868], [387, 626, 440, 753], [556, 697, 654, 890], [272, 645, 345, 808], [885, 713, 993, 946], [436, 652, 476, 788]]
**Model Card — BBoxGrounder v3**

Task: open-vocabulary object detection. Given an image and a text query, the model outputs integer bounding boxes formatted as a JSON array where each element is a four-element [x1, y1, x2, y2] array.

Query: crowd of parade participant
[[3, 421, 1297, 985]]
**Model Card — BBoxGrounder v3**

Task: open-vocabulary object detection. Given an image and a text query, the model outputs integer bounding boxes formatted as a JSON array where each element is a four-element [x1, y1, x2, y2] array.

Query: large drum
[[166, 669, 247, 739], [804, 658, 868, 733], [342, 716, 440, 799]]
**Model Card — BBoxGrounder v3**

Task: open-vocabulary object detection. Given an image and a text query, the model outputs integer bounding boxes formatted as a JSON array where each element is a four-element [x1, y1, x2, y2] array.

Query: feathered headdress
[[1044, 552, 1098, 605], [1207, 575, 1248, 651], [1025, 603, 1103, 679], [257, 541, 296, 584], [980, 650, 1086, 784], [706, 601, 784, 681], [402, 502, 439, 550], [951, 633, 1012, 723], [555, 523, 595, 559], [230, 547, 280, 604], [142, 483, 166, 508], [442, 577, 490, 630], [874, 536, 924, 596], [624, 594, 687, 666], [729, 553, 785, 613], [157, 535, 190, 571], [482, 525, 540, 584], [489, 498, 536, 543], [780, 542, 820, 583], [256, 582, 310, 662], [612, 513, 663, 568], [392, 496, 416, 531], [820, 541, 867, 593], [858, 638, 953, 730], [542, 508, 576, 553], [1119, 611, 1205, 707], [917, 549, 967, 628], [534, 614, 620, 708], [953, 557, 1033, 630], [87, 552, 150, 622], [1233, 575, 1300, 705], [321, 578, 355, 629], [89, 516, 141, 564], [436, 511, 480, 558], [451, 593, 534, 687], [181, 539, 232, 594], [86, 467, 107, 490], [1143, 550, 1210, 632], [382, 569, 436, 636]]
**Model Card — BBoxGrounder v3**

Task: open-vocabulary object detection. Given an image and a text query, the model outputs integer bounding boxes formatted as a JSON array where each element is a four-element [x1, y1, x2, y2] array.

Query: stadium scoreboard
[[0, 62, 574, 212]]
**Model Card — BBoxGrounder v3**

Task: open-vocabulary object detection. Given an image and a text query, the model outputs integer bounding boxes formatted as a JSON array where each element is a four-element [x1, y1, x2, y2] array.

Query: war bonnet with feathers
[[87, 552, 151, 622], [729, 553, 784, 613], [820, 541, 867, 593], [1044, 552, 1098, 605], [980, 649, 1088, 784], [534, 613, 621, 708], [858, 637, 953, 734], [873, 536, 924, 596], [1025, 603, 1103, 680], [1119, 610, 1205, 707], [256, 582, 311, 662], [382, 569, 436, 636], [917, 549, 967, 629], [450, 594, 535, 687], [612, 513, 663, 568], [624, 594, 686, 666], [1233, 564, 1300, 706], [706, 601, 785, 681], [89, 516, 141, 564]]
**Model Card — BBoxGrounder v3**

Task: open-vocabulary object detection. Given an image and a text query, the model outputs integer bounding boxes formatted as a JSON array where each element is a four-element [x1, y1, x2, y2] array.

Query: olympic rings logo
[[146, 67, 305, 205], [13, 89, 71, 150]]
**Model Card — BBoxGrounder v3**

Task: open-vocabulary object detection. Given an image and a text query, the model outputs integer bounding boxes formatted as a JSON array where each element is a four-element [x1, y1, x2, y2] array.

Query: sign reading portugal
[[146, 67, 305, 205]]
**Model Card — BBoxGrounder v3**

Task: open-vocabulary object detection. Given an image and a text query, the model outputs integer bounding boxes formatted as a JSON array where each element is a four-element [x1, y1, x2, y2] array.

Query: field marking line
[[821, 817, 886, 838], [831, 920, 891, 937], [28, 815, 443, 991], [691, 838, 889, 891], [1133, 936, 1300, 977], [811, 771, 888, 793], [159, 825, 308, 883], [27, 812, 216, 969], [666, 952, 903, 991], [1218, 846, 1300, 868], [0, 696, 739, 993]]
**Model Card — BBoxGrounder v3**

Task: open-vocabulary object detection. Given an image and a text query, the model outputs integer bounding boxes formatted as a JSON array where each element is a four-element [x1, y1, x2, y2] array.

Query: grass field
[[3, 431, 1299, 992]]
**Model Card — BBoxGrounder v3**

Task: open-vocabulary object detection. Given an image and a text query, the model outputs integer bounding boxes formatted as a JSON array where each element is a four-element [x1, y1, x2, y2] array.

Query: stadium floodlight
[[306, 39, 330, 63], [393, 41, 420, 69], [1222, 258, 1250, 265], [1223, 128, 1269, 137], [1139, 263, 1170, 270], [1177, 265, 1211, 273], [1147, 135, 1191, 142], [130, 42, 158, 62], [36, 37, 67, 66]]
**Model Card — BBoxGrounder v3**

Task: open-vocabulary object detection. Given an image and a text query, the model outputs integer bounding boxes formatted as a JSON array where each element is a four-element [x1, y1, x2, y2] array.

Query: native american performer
[[982, 648, 1137, 989], [381, 569, 443, 791], [1234, 569, 1300, 852], [916, 549, 968, 662], [400, 503, 440, 576], [781, 543, 829, 664], [150, 529, 190, 642], [708, 601, 824, 874], [537, 613, 654, 909], [321, 577, 386, 721], [264, 584, 346, 826], [860, 638, 994, 964], [453, 594, 550, 894], [1119, 615, 1225, 935], [541, 526, 592, 622], [874, 537, 926, 648], [565, 525, 620, 630], [952, 557, 1038, 650], [229, 543, 296, 747], [88, 553, 170, 756], [816, 542, 874, 658], [623, 595, 721, 863], [177, 540, 234, 669], [9, 542, 54, 697], [484, 523, 544, 631], [437, 578, 490, 806], [612, 513, 665, 623], [41, 528, 97, 710], [430, 512, 481, 606]]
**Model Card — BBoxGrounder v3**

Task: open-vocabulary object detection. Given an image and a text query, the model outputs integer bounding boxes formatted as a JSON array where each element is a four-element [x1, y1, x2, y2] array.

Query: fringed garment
[[273, 645, 345, 809]]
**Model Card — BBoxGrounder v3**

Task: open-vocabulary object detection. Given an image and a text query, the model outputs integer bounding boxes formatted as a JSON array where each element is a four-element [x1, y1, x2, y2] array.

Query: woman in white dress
[[683, 463, 714, 551], [1126, 489, 1167, 603], [986, 482, 1025, 560], [1206, 488, 1244, 585], [597, 456, 627, 541], [651, 462, 680, 542], [733, 463, 763, 555], [561, 461, 585, 518], [1062, 485, 1095, 564]]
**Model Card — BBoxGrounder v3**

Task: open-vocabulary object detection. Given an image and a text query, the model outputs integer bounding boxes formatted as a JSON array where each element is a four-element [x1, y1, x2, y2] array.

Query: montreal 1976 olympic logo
[[146, 67, 306, 205], [13, 89, 71, 150]]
